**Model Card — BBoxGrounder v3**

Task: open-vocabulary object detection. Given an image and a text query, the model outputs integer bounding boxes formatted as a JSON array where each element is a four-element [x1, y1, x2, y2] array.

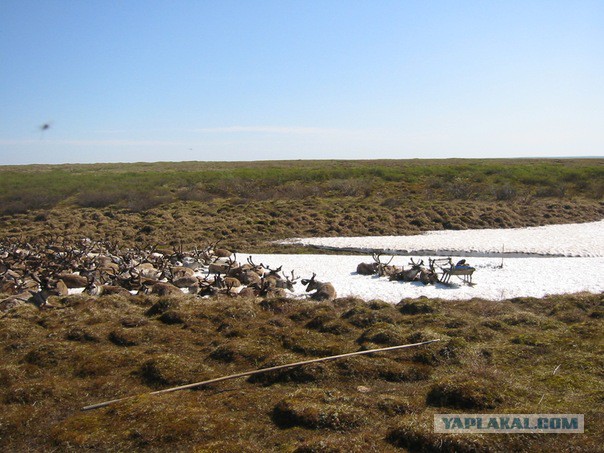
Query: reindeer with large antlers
[[228, 257, 263, 286], [266, 269, 299, 292], [390, 258, 424, 282], [372, 253, 401, 277]]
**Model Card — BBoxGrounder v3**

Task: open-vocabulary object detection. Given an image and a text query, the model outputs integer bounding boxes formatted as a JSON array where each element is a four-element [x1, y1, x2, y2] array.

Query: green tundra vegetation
[[0, 158, 603, 251], [0, 158, 602, 451]]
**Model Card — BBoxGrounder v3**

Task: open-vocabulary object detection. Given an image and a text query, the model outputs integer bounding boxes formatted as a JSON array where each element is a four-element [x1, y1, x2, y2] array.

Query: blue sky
[[1, 1, 603, 164]]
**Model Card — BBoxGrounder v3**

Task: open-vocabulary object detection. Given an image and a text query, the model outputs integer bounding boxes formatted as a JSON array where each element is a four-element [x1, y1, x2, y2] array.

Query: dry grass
[[0, 292, 601, 451]]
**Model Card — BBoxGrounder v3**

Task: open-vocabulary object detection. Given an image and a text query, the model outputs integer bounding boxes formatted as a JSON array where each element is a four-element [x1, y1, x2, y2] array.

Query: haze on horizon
[[1, 1, 603, 165]]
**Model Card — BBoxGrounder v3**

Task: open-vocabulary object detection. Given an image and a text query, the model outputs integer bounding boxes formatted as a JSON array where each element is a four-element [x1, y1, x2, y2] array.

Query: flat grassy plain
[[0, 158, 603, 451]]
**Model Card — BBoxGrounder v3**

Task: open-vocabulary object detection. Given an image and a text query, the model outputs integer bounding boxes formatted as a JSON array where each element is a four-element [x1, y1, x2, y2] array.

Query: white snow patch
[[278, 220, 604, 257], [251, 221, 604, 302], [247, 254, 604, 303]]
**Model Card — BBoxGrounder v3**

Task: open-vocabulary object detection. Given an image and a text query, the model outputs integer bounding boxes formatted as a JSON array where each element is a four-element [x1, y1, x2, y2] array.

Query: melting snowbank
[[258, 221, 604, 302], [247, 254, 604, 302], [278, 220, 604, 258]]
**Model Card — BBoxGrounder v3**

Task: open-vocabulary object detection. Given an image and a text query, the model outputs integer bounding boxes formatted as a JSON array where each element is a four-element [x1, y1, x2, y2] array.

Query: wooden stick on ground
[[82, 339, 440, 411]]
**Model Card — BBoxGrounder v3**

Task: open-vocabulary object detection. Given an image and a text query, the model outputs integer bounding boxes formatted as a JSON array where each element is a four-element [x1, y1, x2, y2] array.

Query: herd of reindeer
[[1, 237, 474, 311], [0, 237, 336, 310]]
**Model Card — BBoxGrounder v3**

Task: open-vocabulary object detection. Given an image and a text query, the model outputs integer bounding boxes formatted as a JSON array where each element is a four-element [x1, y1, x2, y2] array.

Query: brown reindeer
[[140, 280, 182, 296], [356, 255, 379, 275], [208, 255, 239, 274], [55, 272, 88, 288], [209, 241, 232, 258], [390, 258, 424, 282], [265, 269, 299, 292], [373, 253, 400, 277], [84, 275, 132, 296], [301, 273, 336, 301], [254, 278, 288, 298]]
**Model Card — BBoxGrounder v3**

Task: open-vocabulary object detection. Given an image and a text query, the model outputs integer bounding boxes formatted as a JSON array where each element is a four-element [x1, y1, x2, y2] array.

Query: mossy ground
[[0, 292, 601, 451]]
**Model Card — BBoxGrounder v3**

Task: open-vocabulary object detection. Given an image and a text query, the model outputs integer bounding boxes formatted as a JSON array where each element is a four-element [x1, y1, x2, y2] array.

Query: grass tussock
[[0, 292, 600, 451], [272, 389, 365, 431]]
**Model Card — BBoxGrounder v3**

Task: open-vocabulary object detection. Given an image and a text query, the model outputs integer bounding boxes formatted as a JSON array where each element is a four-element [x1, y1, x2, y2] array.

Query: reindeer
[[237, 286, 258, 298], [0, 270, 22, 295], [228, 256, 265, 285], [389, 258, 424, 282], [211, 242, 233, 258], [372, 253, 401, 277], [243, 256, 269, 276], [301, 273, 336, 301], [133, 262, 162, 279], [168, 265, 195, 280], [84, 274, 132, 296], [208, 255, 239, 274], [356, 260, 378, 275], [249, 278, 287, 298], [280, 270, 300, 291], [27, 271, 67, 307], [139, 280, 182, 296], [172, 275, 200, 289], [265, 270, 299, 292], [197, 275, 218, 297], [219, 279, 239, 297], [230, 266, 262, 286], [54, 272, 88, 288]]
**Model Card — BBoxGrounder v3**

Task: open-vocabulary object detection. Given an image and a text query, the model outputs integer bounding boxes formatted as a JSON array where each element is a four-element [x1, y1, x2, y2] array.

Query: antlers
[[372, 253, 394, 266]]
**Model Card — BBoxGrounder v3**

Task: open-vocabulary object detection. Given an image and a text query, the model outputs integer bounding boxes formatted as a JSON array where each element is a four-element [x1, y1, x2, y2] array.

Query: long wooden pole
[[81, 339, 440, 411]]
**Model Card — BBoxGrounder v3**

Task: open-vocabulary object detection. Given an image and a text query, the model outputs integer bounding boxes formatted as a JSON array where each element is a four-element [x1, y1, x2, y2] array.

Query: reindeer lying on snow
[[389, 258, 436, 283], [355, 252, 474, 286], [356, 254, 439, 285], [301, 273, 336, 301], [0, 237, 341, 308], [357, 253, 402, 277]]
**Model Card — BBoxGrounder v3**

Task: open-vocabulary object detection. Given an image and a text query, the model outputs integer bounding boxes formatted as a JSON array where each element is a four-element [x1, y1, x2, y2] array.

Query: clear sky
[[1, 1, 603, 165]]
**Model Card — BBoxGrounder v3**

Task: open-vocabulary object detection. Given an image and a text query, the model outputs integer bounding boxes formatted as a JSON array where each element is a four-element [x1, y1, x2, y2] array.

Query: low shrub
[[376, 395, 413, 415], [75, 190, 124, 208], [139, 354, 202, 387], [108, 329, 140, 347], [341, 306, 397, 328], [145, 298, 180, 317], [209, 340, 272, 364], [158, 310, 185, 325]]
